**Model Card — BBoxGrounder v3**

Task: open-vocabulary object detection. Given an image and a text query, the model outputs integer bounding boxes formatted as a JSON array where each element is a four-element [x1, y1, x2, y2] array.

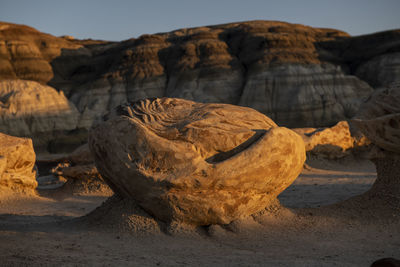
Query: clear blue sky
[[1, 0, 399, 41]]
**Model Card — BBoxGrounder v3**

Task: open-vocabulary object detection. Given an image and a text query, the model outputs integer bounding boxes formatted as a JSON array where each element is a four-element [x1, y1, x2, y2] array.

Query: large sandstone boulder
[[0, 132, 37, 193], [89, 98, 306, 225], [0, 80, 80, 149]]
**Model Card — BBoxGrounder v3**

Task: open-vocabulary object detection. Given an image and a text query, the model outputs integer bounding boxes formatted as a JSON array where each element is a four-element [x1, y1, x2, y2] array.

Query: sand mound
[[78, 195, 163, 234], [78, 193, 296, 238]]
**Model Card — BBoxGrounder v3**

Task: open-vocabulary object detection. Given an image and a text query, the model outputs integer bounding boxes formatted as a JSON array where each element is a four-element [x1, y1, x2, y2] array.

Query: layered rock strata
[[1, 21, 400, 133], [89, 98, 306, 225], [0, 21, 87, 84], [65, 21, 374, 128], [0, 132, 37, 193]]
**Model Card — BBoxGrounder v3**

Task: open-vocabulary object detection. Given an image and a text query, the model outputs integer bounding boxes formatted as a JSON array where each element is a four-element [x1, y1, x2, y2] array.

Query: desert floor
[[0, 157, 399, 266]]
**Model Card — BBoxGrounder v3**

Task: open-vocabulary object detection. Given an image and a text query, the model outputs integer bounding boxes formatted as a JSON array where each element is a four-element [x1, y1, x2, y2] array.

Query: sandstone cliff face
[[64, 21, 374, 128], [0, 22, 90, 84], [0, 80, 79, 148], [1, 21, 399, 132]]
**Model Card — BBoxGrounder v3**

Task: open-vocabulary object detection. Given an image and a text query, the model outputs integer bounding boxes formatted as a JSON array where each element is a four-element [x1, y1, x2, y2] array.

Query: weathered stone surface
[[293, 121, 370, 158], [89, 98, 306, 225], [0, 80, 79, 148], [0, 132, 37, 193], [319, 30, 400, 88], [0, 21, 88, 84], [356, 53, 400, 88], [66, 21, 373, 128], [352, 84, 400, 154], [352, 83, 400, 201]]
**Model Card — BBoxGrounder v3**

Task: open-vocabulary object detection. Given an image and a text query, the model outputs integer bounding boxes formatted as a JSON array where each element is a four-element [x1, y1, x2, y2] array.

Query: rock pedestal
[[352, 84, 400, 203]]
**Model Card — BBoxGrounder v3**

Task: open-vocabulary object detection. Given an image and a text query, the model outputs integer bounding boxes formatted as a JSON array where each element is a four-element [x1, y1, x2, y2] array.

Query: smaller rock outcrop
[[36, 143, 110, 195], [293, 121, 370, 159], [353, 85, 400, 154], [0, 132, 37, 193], [89, 98, 306, 225], [352, 83, 400, 207], [0, 80, 80, 150]]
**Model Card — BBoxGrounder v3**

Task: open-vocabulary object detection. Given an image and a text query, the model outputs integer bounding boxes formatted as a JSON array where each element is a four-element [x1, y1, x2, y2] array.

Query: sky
[[1, 0, 399, 41]]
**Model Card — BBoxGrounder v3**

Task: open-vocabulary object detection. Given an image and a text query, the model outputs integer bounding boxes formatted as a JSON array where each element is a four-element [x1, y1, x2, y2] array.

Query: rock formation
[[0, 80, 80, 149], [351, 83, 400, 206], [0, 132, 37, 193], [293, 121, 370, 158], [49, 144, 111, 195], [1, 20, 399, 145], [0, 21, 89, 84], [62, 21, 374, 128], [89, 98, 306, 225], [319, 30, 400, 88]]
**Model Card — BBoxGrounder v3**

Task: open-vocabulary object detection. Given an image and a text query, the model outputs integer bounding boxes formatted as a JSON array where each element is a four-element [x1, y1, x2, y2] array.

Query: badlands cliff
[[0, 21, 399, 149]]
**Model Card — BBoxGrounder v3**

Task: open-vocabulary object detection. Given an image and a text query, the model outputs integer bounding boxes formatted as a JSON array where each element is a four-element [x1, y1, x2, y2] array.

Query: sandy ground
[[0, 157, 399, 266]]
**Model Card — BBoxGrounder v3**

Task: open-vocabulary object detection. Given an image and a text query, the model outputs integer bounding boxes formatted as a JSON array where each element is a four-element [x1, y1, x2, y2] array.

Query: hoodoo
[[352, 83, 400, 199]]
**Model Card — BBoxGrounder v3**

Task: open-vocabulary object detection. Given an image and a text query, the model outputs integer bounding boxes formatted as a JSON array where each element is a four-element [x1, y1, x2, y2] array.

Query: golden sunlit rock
[[0, 132, 37, 193], [293, 121, 371, 158], [89, 98, 306, 225]]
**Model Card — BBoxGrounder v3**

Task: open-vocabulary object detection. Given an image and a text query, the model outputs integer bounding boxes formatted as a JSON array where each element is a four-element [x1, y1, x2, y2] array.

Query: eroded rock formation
[[293, 121, 370, 158], [352, 83, 400, 200], [0, 132, 37, 193], [49, 144, 111, 195], [63, 21, 375, 128], [3, 21, 396, 131], [0, 22, 87, 84], [0, 80, 80, 149], [89, 98, 306, 225], [1, 21, 399, 143]]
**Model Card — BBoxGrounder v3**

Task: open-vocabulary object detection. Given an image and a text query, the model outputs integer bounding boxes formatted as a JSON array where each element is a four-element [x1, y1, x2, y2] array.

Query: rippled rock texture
[[89, 98, 306, 225]]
